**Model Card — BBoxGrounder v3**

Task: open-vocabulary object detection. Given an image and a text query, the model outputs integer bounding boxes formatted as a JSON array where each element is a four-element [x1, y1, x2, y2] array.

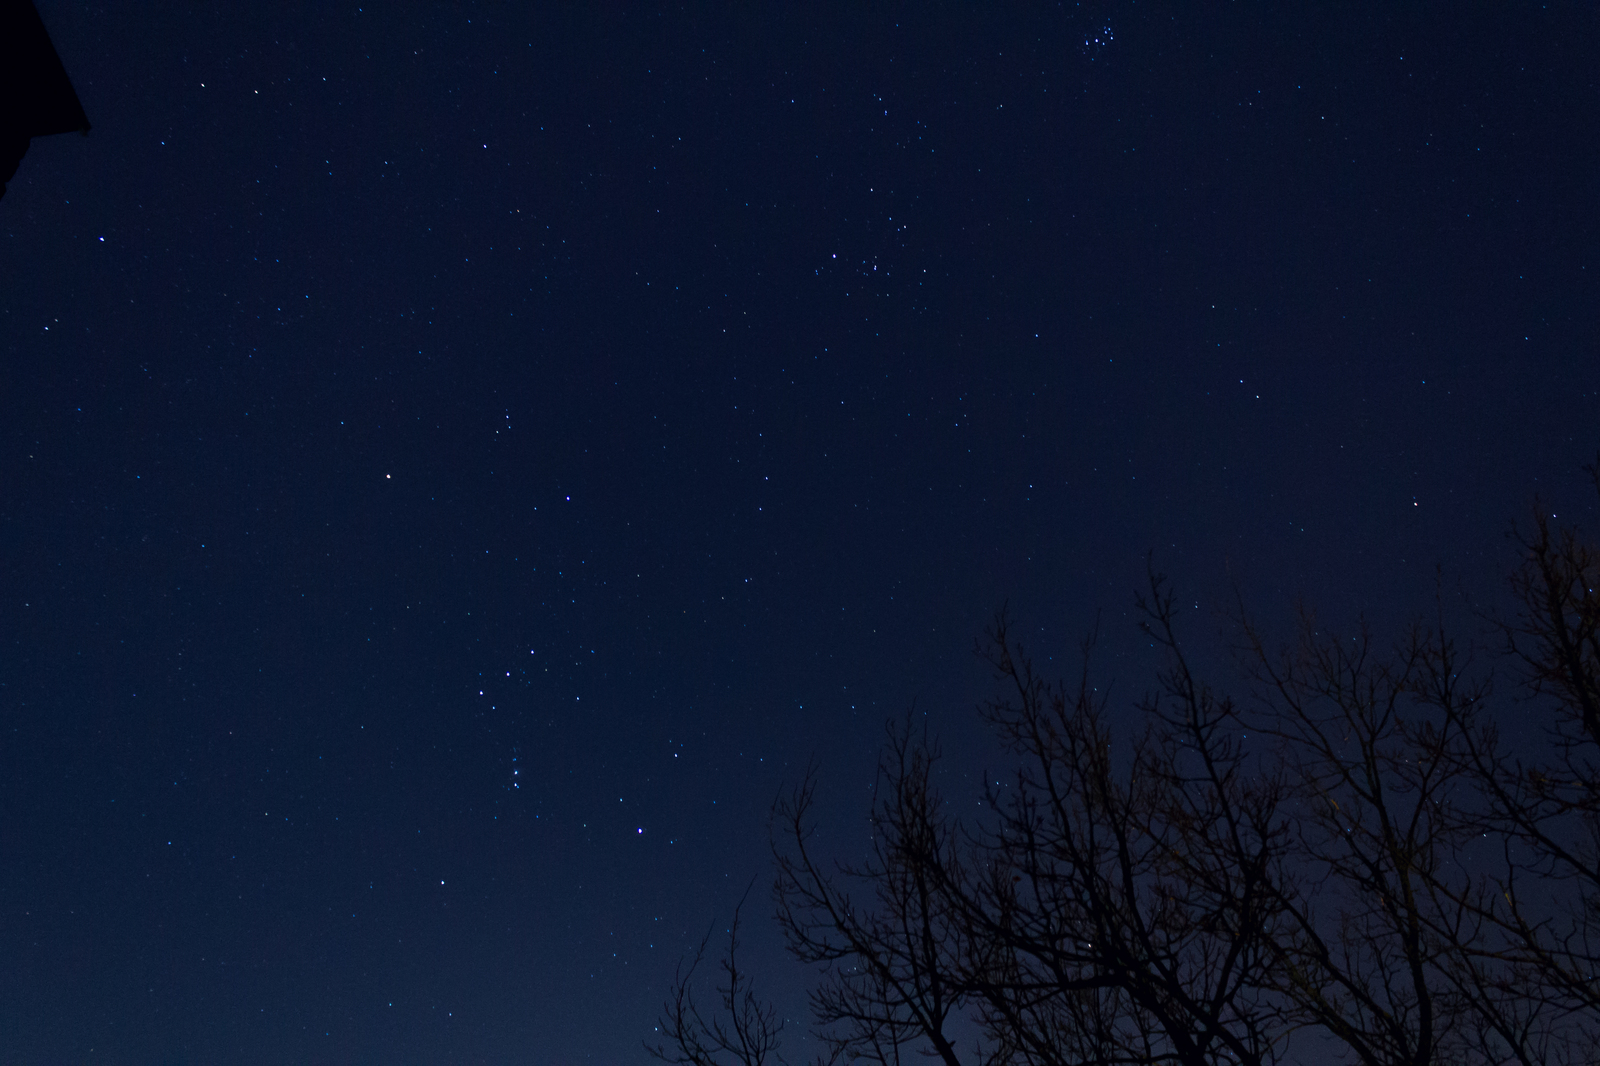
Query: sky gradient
[[3, 4, 1597, 1064]]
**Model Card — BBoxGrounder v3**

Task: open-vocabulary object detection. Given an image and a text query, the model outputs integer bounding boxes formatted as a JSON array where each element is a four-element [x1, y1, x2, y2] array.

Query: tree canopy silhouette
[[650, 457, 1600, 1066]]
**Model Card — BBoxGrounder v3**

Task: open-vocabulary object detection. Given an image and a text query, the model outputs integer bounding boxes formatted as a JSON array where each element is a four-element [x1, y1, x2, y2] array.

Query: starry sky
[[2, 4, 1596, 1065]]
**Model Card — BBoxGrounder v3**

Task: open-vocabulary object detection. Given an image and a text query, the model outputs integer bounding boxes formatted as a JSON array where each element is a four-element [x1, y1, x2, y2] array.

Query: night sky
[[3, 4, 1597, 1064]]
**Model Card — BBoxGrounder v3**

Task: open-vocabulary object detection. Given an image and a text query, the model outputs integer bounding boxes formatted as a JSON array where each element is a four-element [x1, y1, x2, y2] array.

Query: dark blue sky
[[2, 4, 1596, 1064]]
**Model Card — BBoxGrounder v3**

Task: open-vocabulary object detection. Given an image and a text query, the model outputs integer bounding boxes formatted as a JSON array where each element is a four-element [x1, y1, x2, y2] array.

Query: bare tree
[[762, 587, 1299, 1066], [772, 731, 982, 1066], [648, 458, 1600, 1066], [950, 594, 1297, 1066], [1430, 455, 1600, 1063], [649, 889, 797, 1066], [1235, 601, 1490, 1065]]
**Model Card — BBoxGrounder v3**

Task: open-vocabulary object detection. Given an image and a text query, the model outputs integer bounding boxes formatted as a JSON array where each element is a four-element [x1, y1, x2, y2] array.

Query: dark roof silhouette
[[1, 0, 91, 199]]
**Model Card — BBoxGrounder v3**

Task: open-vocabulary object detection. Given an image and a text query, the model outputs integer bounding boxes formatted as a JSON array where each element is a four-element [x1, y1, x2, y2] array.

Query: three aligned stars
[[479, 666, 657, 837]]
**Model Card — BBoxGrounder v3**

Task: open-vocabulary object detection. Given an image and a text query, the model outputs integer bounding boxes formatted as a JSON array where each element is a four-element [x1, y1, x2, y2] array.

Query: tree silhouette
[[648, 887, 794, 1066], [651, 458, 1600, 1066], [1438, 456, 1600, 1063]]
